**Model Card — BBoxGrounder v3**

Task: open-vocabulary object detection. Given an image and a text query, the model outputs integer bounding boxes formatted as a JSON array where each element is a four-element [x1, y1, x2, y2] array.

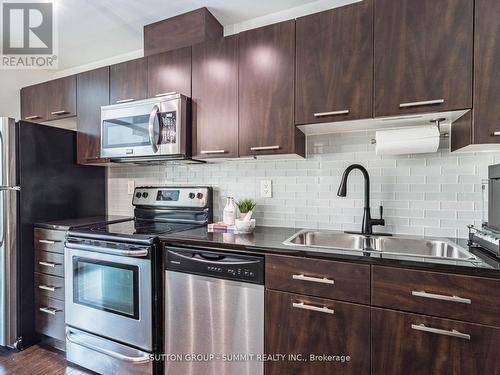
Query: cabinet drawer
[[35, 295, 65, 342], [35, 273, 65, 300], [266, 290, 370, 375], [372, 265, 500, 327], [372, 307, 500, 375], [35, 250, 64, 277], [34, 228, 66, 254], [266, 254, 370, 304]]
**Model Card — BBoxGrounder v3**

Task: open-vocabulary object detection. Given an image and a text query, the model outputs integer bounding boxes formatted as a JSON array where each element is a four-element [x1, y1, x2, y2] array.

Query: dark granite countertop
[[161, 226, 500, 279], [35, 215, 132, 231]]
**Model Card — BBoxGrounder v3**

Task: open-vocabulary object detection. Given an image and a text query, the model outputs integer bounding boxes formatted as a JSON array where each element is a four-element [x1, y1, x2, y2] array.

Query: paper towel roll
[[375, 126, 440, 155]]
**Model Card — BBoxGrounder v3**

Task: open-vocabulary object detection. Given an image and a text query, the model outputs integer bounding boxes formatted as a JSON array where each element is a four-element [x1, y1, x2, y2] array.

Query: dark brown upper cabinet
[[147, 47, 192, 98], [192, 36, 239, 159], [296, 0, 373, 125], [470, 0, 500, 145], [239, 20, 304, 157], [109, 57, 148, 104], [21, 84, 48, 122], [46, 76, 77, 121], [76, 67, 110, 164], [374, 0, 473, 117]]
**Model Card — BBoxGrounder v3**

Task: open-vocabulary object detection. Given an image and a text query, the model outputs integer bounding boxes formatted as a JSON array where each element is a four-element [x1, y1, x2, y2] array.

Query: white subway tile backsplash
[[107, 133, 497, 239]]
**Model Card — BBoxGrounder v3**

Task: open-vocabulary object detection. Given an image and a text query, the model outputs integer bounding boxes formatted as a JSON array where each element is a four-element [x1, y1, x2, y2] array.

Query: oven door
[[65, 241, 152, 351], [100, 96, 181, 158]]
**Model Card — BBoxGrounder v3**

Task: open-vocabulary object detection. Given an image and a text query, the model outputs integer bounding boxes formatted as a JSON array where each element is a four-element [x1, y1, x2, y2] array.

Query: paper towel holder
[[370, 118, 449, 144]]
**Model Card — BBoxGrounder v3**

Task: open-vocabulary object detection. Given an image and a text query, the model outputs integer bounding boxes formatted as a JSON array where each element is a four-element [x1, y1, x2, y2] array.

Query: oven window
[[102, 115, 151, 149], [73, 258, 139, 319]]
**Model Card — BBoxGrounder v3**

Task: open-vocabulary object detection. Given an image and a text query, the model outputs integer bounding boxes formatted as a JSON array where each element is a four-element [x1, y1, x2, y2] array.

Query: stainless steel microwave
[[100, 94, 190, 161]]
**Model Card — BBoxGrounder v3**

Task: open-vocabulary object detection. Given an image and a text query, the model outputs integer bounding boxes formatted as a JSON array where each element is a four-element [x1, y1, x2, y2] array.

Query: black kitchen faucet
[[337, 164, 385, 235]]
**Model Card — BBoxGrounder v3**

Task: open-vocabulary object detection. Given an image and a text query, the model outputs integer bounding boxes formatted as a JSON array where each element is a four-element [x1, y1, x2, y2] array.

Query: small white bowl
[[235, 219, 256, 234]]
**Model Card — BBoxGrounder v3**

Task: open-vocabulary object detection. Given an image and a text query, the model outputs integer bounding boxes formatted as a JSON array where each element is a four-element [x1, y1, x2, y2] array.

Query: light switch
[[260, 180, 272, 198], [127, 180, 135, 195]]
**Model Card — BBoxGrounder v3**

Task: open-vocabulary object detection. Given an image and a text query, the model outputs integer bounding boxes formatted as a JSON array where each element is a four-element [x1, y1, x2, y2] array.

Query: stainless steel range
[[64, 186, 212, 375]]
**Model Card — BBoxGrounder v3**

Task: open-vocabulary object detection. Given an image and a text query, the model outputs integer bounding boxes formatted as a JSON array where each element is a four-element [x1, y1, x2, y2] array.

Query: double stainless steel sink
[[283, 230, 477, 261]]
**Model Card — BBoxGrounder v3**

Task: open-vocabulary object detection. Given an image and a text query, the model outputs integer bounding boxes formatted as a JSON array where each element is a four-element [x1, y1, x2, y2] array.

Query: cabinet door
[[296, 0, 373, 125], [147, 47, 191, 98], [109, 58, 148, 104], [265, 290, 370, 375], [372, 308, 500, 375], [46, 76, 77, 120], [76, 67, 109, 164], [473, 0, 500, 144], [239, 21, 304, 157], [192, 36, 238, 159], [374, 0, 473, 116], [21, 84, 48, 122]]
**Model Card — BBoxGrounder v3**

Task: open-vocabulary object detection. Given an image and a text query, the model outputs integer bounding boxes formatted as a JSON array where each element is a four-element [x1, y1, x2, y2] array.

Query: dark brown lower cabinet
[[372, 308, 500, 375], [265, 290, 370, 375]]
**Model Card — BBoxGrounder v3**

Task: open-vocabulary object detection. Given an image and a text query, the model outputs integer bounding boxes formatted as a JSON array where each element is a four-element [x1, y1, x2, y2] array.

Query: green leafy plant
[[236, 198, 256, 214]]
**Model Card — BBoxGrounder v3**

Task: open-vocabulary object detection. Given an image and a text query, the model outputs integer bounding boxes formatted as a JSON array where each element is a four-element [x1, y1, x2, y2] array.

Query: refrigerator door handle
[[0, 186, 20, 191]]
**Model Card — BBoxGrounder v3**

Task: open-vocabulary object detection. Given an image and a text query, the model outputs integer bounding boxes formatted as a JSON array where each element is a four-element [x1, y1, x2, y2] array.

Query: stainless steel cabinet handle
[[399, 99, 445, 108], [0, 186, 20, 191], [39, 307, 61, 315], [38, 239, 60, 244], [155, 91, 176, 97], [38, 285, 60, 292], [411, 290, 471, 304], [250, 145, 280, 151], [314, 110, 349, 117], [116, 98, 135, 104], [66, 330, 152, 364], [411, 324, 470, 340], [293, 302, 334, 315], [38, 261, 59, 268], [293, 274, 335, 285], [50, 110, 69, 115], [200, 150, 226, 155], [25, 115, 40, 120], [493, 132, 500, 136]]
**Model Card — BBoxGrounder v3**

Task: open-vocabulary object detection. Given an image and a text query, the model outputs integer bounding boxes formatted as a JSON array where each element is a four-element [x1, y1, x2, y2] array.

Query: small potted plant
[[236, 198, 256, 219]]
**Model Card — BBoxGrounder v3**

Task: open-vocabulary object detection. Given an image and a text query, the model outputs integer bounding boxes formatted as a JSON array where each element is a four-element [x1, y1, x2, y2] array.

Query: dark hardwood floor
[[0, 345, 91, 375]]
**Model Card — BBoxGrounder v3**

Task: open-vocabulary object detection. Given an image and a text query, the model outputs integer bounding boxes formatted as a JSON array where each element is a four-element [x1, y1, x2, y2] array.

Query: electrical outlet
[[127, 180, 135, 195], [260, 180, 272, 198]]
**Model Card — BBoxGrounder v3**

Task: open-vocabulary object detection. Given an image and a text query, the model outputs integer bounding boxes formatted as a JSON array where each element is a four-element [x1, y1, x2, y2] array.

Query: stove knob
[[135, 192, 141, 198], [196, 193, 204, 200], [188, 192, 195, 199], [142, 192, 149, 198]]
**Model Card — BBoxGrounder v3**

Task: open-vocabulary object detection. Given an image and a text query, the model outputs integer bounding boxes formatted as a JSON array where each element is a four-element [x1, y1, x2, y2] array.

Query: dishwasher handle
[[168, 249, 262, 266]]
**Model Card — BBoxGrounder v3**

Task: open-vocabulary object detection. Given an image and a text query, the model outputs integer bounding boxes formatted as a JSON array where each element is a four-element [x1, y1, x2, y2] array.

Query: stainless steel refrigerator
[[0, 118, 106, 349]]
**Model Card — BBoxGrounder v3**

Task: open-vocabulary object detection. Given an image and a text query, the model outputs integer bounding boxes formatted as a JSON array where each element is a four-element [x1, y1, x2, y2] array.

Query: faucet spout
[[337, 164, 384, 235]]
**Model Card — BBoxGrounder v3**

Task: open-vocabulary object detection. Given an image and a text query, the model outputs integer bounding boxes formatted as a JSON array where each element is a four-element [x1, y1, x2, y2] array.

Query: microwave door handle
[[148, 105, 160, 153]]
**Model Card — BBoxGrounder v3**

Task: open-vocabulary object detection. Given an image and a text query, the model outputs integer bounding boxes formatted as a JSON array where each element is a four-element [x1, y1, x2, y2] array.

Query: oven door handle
[[66, 330, 152, 364], [148, 105, 160, 153], [66, 242, 149, 258]]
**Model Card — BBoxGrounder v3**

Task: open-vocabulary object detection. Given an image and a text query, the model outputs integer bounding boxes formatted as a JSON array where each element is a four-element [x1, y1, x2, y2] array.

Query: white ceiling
[[53, 0, 325, 70]]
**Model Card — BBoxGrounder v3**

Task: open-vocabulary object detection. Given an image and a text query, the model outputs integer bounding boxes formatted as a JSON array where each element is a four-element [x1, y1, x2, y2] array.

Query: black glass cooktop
[[89, 219, 200, 236]]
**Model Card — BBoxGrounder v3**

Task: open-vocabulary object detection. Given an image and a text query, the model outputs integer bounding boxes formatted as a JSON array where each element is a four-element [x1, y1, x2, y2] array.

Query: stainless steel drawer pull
[[200, 150, 226, 155], [250, 145, 280, 151], [25, 115, 40, 120], [314, 110, 349, 117], [293, 274, 335, 285], [38, 285, 60, 292], [411, 290, 471, 304], [493, 132, 500, 136], [50, 110, 69, 115], [155, 92, 176, 97], [411, 324, 470, 340], [38, 261, 59, 268], [38, 239, 60, 244], [293, 302, 334, 315], [116, 98, 135, 104], [39, 307, 61, 315], [399, 99, 445, 108]]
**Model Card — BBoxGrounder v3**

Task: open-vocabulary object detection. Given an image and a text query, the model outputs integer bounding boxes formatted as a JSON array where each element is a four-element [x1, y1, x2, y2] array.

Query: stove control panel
[[132, 186, 212, 209]]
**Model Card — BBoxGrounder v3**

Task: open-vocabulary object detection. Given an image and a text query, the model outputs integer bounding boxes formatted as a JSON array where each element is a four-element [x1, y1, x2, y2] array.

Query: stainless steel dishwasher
[[164, 247, 264, 375]]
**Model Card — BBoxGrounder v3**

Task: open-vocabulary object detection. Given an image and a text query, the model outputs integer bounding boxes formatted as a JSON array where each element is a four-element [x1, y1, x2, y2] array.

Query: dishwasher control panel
[[166, 248, 264, 285]]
